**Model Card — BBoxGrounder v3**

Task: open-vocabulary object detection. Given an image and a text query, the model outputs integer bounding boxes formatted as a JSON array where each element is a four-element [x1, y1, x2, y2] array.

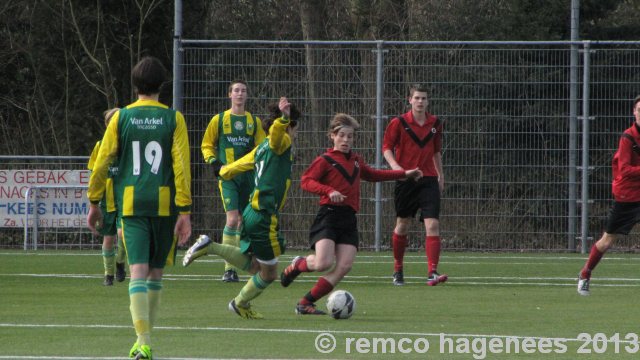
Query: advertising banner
[[0, 170, 90, 228]]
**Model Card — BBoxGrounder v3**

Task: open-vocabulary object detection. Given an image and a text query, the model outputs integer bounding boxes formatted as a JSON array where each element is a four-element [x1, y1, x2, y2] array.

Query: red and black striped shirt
[[301, 148, 406, 212], [382, 111, 442, 177]]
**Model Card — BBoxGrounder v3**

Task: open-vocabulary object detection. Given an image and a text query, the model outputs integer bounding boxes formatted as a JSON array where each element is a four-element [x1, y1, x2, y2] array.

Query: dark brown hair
[[409, 83, 429, 98], [262, 102, 301, 132], [228, 79, 248, 94], [132, 57, 166, 95]]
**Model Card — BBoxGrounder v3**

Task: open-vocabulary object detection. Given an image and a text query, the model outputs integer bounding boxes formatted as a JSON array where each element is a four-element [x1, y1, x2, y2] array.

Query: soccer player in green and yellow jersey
[[184, 96, 299, 319], [88, 107, 127, 286], [87, 56, 192, 360], [201, 79, 266, 283]]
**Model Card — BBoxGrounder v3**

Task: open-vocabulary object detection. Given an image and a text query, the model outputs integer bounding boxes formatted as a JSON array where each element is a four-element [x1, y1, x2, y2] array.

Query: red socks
[[581, 245, 604, 279], [394, 234, 442, 275], [426, 236, 441, 274], [300, 277, 334, 305], [392, 233, 408, 272]]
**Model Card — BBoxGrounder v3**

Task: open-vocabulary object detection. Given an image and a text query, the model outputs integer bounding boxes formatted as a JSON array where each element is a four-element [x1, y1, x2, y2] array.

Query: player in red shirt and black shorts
[[280, 113, 422, 315], [578, 95, 640, 296], [383, 84, 446, 286]]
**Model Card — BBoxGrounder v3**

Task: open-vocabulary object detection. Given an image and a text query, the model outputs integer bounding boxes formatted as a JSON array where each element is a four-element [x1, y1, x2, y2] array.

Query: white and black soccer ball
[[326, 290, 356, 319]]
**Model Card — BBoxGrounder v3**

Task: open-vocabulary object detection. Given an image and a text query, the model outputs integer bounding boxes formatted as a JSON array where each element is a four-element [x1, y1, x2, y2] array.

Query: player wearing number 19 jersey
[[89, 102, 191, 220], [87, 56, 191, 359]]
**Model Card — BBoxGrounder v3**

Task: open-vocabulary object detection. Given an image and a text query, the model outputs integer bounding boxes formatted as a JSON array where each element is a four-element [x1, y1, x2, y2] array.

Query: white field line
[[0, 357, 327, 360], [181, 260, 640, 267], [183, 260, 640, 267], [4, 272, 640, 282], [164, 259, 640, 266], [46, 257, 632, 266], [3, 252, 640, 268], [0, 357, 260, 360], [2, 273, 640, 288], [0, 322, 634, 344], [4, 252, 640, 261]]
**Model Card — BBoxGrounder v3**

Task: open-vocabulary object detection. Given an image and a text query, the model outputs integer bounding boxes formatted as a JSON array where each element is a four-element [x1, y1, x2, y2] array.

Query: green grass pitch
[[1, 250, 640, 359]]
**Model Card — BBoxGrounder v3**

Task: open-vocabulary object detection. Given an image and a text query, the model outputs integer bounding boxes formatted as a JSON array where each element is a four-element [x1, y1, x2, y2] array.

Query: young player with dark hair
[[87, 56, 192, 359], [184, 97, 299, 319], [280, 113, 422, 315], [578, 95, 640, 295], [88, 107, 127, 286], [201, 79, 266, 283], [383, 84, 446, 286]]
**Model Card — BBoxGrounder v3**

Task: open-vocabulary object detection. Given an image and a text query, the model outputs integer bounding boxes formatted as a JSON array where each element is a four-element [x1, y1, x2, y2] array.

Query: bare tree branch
[[67, 0, 104, 79]]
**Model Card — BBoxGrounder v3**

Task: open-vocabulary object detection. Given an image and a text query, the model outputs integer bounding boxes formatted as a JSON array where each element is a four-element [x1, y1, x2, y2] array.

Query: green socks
[[129, 278, 150, 346], [146, 279, 162, 328], [209, 241, 252, 271], [222, 226, 240, 272], [235, 273, 273, 307], [102, 245, 115, 276], [115, 236, 126, 264]]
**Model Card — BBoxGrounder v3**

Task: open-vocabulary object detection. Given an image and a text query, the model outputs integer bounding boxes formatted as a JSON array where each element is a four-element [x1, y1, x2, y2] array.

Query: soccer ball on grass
[[326, 290, 356, 319]]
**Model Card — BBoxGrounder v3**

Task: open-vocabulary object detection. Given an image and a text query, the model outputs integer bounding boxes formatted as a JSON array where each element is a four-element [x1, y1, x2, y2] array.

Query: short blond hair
[[328, 113, 360, 138], [103, 108, 120, 127]]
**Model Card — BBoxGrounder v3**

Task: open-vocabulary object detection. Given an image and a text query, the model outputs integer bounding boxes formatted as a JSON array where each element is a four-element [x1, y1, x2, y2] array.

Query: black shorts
[[309, 205, 359, 250], [394, 176, 440, 220], [605, 201, 640, 235]]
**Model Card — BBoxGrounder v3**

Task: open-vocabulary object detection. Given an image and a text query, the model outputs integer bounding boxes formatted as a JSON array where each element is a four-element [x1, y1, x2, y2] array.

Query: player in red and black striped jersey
[[383, 83, 447, 286], [578, 95, 640, 296], [280, 113, 422, 315]]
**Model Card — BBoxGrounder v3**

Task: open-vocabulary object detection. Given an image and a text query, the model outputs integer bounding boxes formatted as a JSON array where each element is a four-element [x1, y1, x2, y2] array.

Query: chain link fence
[[180, 40, 640, 252], [4, 41, 640, 252]]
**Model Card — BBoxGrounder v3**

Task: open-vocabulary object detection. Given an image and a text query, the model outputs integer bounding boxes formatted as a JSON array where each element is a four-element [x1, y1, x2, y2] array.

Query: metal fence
[[178, 40, 640, 252], [4, 40, 640, 252]]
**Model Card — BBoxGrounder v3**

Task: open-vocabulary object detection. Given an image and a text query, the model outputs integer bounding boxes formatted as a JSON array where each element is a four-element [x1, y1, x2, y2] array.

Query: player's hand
[[438, 176, 445, 193], [87, 204, 103, 235], [174, 214, 192, 246], [279, 97, 291, 118], [405, 168, 423, 180], [209, 158, 224, 178], [329, 190, 346, 203]]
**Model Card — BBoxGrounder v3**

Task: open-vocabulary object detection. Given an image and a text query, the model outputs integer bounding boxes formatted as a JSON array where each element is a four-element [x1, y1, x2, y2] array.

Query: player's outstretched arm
[[267, 97, 294, 155], [219, 147, 258, 180]]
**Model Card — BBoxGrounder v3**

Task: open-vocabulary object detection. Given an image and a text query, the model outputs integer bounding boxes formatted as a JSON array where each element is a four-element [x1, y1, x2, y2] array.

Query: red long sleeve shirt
[[382, 111, 442, 177], [301, 148, 406, 212], [612, 122, 640, 202]]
